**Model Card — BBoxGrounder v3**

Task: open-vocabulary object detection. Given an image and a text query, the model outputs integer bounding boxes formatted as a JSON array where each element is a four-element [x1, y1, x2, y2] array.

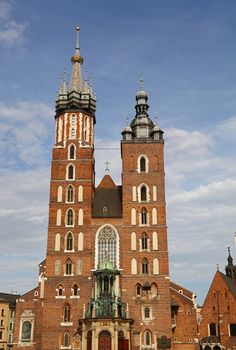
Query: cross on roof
[[104, 160, 110, 173]]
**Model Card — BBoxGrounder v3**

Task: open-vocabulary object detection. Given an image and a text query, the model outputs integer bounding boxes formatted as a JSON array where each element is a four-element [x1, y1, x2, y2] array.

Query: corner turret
[[225, 247, 236, 281]]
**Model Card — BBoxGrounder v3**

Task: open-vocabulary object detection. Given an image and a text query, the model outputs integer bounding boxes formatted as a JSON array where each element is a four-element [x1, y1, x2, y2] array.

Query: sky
[[0, 0, 236, 304]]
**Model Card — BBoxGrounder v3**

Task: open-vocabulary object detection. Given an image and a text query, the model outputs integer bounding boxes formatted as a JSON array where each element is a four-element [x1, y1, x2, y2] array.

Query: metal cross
[[104, 160, 110, 173], [139, 74, 144, 90], [155, 112, 160, 126]]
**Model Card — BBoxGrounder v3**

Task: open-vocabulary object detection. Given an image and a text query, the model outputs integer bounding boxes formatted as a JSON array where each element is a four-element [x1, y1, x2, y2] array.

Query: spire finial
[[228, 246, 231, 255], [155, 112, 160, 126], [139, 74, 144, 90], [126, 117, 129, 126], [85, 68, 88, 81], [104, 160, 110, 173], [89, 74, 93, 95], [216, 264, 219, 271], [76, 25, 80, 49]]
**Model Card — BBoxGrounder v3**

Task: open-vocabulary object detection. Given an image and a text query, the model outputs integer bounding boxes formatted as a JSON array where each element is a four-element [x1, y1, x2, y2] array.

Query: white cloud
[[215, 116, 236, 141], [0, 101, 54, 166], [166, 127, 215, 158], [157, 122, 236, 302], [0, 1, 27, 47]]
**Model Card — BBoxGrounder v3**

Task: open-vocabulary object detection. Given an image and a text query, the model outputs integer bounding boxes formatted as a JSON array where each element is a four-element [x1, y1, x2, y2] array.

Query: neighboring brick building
[[170, 282, 199, 350], [199, 248, 236, 350], [12, 27, 200, 350], [0, 293, 20, 350]]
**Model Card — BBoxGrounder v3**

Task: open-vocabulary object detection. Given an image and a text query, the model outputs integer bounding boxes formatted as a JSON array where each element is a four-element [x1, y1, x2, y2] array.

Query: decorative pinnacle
[[139, 74, 144, 90], [85, 68, 88, 81], [71, 25, 83, 63], [104, 160, 110, 173], [155, 112, 160, 126], [216, 264, 219, 271], [228, 246, 231, 255], [126, 117, 129, 126], [76, 25, 80, 49]]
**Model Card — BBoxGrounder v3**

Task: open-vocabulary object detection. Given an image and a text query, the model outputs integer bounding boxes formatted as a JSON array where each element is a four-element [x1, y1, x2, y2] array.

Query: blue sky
[[0, 0, 236, 304]]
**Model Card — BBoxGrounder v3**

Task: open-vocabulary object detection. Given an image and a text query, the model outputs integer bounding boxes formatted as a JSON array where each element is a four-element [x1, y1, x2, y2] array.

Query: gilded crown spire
[[70, 26, 84, 93], [56, 26, 96, 115]]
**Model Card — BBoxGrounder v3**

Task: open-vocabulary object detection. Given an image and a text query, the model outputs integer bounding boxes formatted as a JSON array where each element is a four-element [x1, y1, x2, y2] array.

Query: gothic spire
[[225, 246, 236, 281], [70, 26, 84, 93], [59, 70, 67, 96]]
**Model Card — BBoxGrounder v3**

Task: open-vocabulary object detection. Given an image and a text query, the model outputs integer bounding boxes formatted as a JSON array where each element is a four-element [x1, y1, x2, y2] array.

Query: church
[[12, 27, 199, 350]]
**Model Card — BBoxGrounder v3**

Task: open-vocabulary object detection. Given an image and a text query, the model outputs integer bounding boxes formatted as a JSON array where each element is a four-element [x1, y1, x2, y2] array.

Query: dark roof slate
[[92, 186, 122, 218], [220, 272, 236, 299], [0, 292, 20, 305]]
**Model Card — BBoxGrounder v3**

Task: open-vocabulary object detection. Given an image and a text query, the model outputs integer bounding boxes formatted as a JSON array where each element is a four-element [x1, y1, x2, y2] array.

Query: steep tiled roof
[[92, 186, 122, 217], [220, 272, 236, 299]]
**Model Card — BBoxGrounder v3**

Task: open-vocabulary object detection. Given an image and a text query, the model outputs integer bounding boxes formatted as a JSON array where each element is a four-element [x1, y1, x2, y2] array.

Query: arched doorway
[[118, 330, 124, 350], [99, 330, 111, 350]]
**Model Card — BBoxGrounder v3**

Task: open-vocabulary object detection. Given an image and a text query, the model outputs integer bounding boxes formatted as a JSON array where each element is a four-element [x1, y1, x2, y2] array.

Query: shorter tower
[[121, 88, 172, 348]]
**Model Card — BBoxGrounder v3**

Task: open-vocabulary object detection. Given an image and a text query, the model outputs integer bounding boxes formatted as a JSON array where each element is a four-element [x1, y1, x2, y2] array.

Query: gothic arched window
[[66, 186, 74, 203], [140, 157, 146, 172], [142, 233, 148, 250], [65, 232, 73, 251], [63, 304, 71, 322], [144, 330, 151, 346], [64, 332, 70, 347], [142, 259, 149, 274], [136, 284, 141, 296], [140, 186, 147, 201], [97, 225, 118, 268], [66, 259, 72, 275], [141, 207, 147, 225], [66, 209, 74, 226], [144, 307, 150, 319], [67, 164, 75, 180], [68, 144, 76, 160], [72, 284, 79, 296], [57, 284, 64, 296]]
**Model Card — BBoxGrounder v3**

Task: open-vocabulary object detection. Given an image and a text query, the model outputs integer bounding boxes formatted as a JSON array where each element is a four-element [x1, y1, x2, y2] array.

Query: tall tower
[[121, 88, 172, 348], [41, 27, 97, 350]]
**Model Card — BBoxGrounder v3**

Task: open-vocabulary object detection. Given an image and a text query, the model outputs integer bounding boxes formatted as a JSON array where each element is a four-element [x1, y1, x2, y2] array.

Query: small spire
[[89, 74, 93, 95], [227, 246, 233, 265], [70, 25, 84, 93], [83, 68, 89, 93], [155, 112, 160, 126], [139, 74, 144, 90], [126, 117, 129, 126], [104, 160, 110, 173], [216, 264, 219, 271], [76, 25, 80, 49], [58, 70, 67, 97]]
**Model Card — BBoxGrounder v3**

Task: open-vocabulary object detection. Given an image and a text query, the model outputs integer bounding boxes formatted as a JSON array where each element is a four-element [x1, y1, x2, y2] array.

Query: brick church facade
[[12, 27, 199, 350]]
